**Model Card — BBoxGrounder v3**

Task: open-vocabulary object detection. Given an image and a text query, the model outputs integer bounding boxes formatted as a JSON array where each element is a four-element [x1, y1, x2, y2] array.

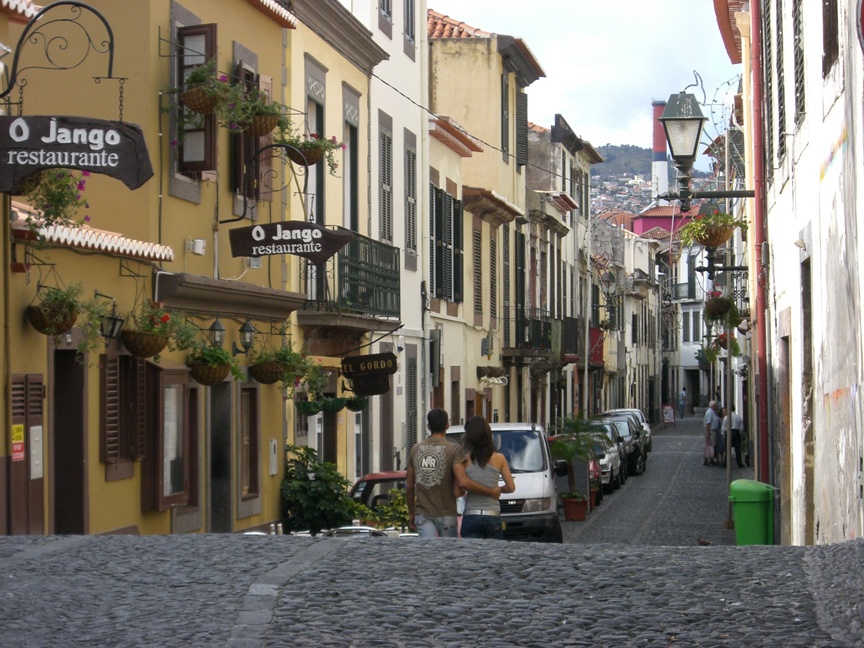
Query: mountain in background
[[592, 144, 709, 181]]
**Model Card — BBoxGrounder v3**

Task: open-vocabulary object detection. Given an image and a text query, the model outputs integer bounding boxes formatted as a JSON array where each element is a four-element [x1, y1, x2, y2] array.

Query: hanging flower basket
[[188, 362, 231, 386], [121, 330, 170, 358], [693, 225, 735, 248], [249, 360, 286, 385], [11, 171, 44, 196], [295, 399, 323, 416], [345, 397, 368, 412], [180, 87, 219, 115], [704, 296, 733, 318], [320, 397, 347, 413], [244, 114, 280, 138], [286, 144, 325, 167], [27, 303, 79, 336]]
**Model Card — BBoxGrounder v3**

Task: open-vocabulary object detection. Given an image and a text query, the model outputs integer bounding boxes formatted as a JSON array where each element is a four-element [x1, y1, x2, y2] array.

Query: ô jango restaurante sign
[[229, 221, 355, 266], [0, 115, 153, 192]]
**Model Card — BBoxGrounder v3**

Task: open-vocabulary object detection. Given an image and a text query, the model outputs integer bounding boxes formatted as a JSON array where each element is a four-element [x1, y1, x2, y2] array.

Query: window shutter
[[232, 61, 259, 202], [433, 187, 443, 298], [380, 129, 393, 242], [257, 74, 274, 203], [503, 227, 511, 346], [132, 358, 147, 461], [442, 194, 453, 301], [101, 355, 121, 464], [473, 229, 483, 315], [406, 355, 417, 449], [177, 24, 218, 174], [515, 231, 525, 332], [774, 0, 785, 160], [501, 74, 510, 155], [490, 236, 497, 318], [405, 146, 417, 253], [515, 91, 528, 166], [453, 199, 464, 303]]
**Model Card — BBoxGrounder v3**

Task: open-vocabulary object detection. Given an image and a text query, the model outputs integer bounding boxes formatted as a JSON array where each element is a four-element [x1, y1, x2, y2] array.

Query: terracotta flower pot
[[188, 363, 231, 386], [561, 497, 588, 521], [121, 330, 169, 358]]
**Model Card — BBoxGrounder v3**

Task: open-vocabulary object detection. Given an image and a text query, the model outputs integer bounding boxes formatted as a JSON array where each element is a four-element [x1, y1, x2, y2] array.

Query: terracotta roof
[[427, 9, 491, 38], [528, 122, 549, 134], [639, 205, 679, 217], [246, 0, 297, 29], [598, 210, 637, 228], [0, 0, 39, 22], [713, 0, 746, 64], [11, 202, 174, 263], [640, 226, 673, 241]]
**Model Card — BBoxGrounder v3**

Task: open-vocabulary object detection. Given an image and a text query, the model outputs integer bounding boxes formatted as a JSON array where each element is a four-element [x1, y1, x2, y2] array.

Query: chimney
[[652, 100, 669, 205]]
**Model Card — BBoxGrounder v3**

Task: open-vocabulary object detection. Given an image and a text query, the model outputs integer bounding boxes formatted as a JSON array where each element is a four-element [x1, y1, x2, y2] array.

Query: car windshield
[[450, 429, 547, 473], [610, 421, 632, 440], [351, 478, 405, 508]]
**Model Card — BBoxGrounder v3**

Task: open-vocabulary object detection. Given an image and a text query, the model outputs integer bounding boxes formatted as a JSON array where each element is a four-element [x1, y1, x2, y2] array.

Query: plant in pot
[[186, 340, 244, 386], [175, 57, 233, 115], [121, 300, 195, 360], [216, 87, 285, 137], [280, 444, 356, 536], [274, 117, 345, 175], [22, 168, 91, 233], [703, 290, 740, 329], [550, 415, 597, 521], [677, 208, 747, 247], [27, 283, 82, 337]]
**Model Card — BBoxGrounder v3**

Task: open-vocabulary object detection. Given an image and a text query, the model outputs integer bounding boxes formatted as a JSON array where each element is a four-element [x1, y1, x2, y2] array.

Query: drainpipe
[[750, 2, 770, 483]]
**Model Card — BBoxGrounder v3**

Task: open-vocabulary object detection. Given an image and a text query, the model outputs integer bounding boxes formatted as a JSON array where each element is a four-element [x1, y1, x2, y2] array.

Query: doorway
[[208, 382, 232, 532], [53, 349, 85, 534]]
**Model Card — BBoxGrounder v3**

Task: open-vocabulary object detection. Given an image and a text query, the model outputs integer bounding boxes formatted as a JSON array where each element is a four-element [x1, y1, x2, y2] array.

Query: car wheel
[[614, 467, 622, 489], [603, 479, 613, 494], [634, 452, 646, 475]]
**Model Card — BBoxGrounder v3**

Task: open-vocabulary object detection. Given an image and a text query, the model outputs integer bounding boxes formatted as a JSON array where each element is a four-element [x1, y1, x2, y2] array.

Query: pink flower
[[77, 180, 86, 191], [83, 215, 91, 222], [81, 171, 91, 177], [218, 75, 228, 83]]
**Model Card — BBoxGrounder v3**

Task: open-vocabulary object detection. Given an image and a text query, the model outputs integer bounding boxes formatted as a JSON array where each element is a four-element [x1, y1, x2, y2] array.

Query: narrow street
[[563, 411, 755, 546]]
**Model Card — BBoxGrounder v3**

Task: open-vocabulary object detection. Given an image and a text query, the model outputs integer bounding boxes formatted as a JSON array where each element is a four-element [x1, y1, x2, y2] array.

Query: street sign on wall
[[228, 221, 354, 265]]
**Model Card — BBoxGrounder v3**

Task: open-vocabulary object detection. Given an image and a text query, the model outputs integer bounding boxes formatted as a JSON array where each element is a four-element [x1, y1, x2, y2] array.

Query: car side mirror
[[554, 459, 569, 477]]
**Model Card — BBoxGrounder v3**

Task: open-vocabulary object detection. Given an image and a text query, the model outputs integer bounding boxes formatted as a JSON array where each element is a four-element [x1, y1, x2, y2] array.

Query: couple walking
[[406, 409, 515, 539]]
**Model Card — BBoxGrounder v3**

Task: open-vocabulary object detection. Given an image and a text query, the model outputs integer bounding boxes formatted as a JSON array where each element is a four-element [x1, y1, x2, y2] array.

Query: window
[[160, 375, 188, 505], [176, 24, 217, 174], [515, 91, 528, 167], [404, 135, 417, 256], [379, 0, 393, 38], [774, 0, 786, 160], [403, 0, 416, 59], [430, 185, 463, 302], [344, 88, 360, 231], [822, 0, 838, 78], [406, 351, 417, 450], [232, 63, 273, 205], [762, 1, 775, 180], [240, 387, 259, 498], [501, 74, 510, 159], [682, 311, 691, 343], [793, 0, 805, 124], [692, 311, 702, 343], [490, 235, 497, 321]]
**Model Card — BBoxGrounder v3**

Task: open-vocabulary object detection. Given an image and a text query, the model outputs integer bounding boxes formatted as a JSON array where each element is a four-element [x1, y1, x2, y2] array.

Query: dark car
[[349, 471, 407, 510], [600, 414, 647, 475], [603, 408, 653, 452]]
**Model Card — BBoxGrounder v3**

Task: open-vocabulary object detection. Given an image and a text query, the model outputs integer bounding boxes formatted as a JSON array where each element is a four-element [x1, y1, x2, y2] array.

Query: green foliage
[[274, 118, 345, 175], [186, 342, 244, 381], [280, 444, 355, 536], [24, 168, 91, 231], [551, 414, 598, 496], [678, 209, 748, 246], [358, 487, 409, 532]]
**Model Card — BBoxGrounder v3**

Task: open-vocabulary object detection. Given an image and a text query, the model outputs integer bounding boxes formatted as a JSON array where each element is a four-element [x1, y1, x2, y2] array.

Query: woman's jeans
[[460, 514, 503, 540]]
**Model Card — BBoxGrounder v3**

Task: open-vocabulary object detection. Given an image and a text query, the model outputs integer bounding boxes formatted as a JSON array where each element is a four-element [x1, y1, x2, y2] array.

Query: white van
[[447, 422, 566, 543]]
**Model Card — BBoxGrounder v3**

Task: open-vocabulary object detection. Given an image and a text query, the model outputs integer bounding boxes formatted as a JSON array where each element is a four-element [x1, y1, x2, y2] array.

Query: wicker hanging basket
[[286, 144, 325, 167], [180, 87, 219, 115], [295, 399, 323, 416], [249, 360, 286, 385], [244, 114, 279, 138], [704, 297, 733, 319], [121, 330, 169, 358], [188, 362, 231, 386], [27, 304, 79, 336], [344, 397, 368, 412], [693, 225, 734, 248]]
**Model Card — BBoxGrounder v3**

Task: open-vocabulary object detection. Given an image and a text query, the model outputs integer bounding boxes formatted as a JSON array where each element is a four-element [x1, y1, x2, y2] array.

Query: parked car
[[600, 414, 647, 475], [603, 408, 653, 452], [586, 423, 623, 493], [448, 422, 566, 543], [349, 471, 407, 510], [590, 420, 628, 486]]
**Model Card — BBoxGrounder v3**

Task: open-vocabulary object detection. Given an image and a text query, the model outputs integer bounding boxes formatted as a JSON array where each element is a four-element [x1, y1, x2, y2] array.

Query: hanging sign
[[341, 351, 398, 397], [0, 115, 153, 192], [229, 221, 354, 265]]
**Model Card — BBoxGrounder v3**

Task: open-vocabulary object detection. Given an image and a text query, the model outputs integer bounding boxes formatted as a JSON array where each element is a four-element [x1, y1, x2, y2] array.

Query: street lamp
[[208, 317, 225, 347], [658, 92, 707, 212], [232, 319, 256, 356]]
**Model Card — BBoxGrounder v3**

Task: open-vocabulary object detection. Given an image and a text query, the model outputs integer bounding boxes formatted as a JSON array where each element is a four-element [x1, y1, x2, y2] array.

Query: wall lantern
[[232, 320, 256, 356], [208, 317, 225, 347], [94, 291, 125, 339]]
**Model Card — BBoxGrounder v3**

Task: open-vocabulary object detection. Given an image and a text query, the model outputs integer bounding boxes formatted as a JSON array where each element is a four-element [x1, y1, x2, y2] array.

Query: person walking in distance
[[727, 405, 745, 468], [458, 416, 515, 540], [678, 386, 687, 419], [715, 407, 727, 467], [406, 408, 501, 538], [703, 400, 719, 466]]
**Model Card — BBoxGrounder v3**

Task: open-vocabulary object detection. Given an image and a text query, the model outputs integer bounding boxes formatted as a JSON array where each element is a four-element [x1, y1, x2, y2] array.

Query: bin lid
[[728, 479, 776, 503]]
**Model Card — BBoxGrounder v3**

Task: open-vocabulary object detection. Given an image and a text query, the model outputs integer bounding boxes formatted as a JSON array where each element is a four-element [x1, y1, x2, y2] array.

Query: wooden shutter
[[501, 74, 510, 155], [101, 355, 121, 464], [431, 185, 441, 297], [380, 129, 393, 242], [257, 74, 274, 203], [515, 91, 528, 166], [232, 61, 259, 202], [453, 199, 464, 303], [473, 229, 483, 315], [405, 145, 417, 253], [132, 358, 148, 461], [442, 193, 453, 301]]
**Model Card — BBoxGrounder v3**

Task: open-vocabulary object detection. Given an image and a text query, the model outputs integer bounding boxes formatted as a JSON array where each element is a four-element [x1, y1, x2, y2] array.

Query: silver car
[[603, 408, 653, 452]]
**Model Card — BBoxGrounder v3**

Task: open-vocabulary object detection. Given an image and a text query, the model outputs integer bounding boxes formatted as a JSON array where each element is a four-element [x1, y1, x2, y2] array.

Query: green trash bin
[[728, 479, 776, 545]]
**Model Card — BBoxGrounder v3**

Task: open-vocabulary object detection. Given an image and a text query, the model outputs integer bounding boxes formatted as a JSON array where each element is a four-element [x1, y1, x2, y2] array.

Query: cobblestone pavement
[[0, 414, 862, 647]]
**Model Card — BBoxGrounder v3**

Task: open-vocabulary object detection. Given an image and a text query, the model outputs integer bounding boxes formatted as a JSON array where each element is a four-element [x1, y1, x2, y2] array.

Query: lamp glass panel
[[663, 120, 703, 161]]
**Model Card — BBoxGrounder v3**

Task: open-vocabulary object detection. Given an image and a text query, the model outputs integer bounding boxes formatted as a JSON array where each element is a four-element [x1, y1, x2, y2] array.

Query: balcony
[[502, 308, 566, 372], [296, 229, 401, 356], [671, 282, 699, 301]]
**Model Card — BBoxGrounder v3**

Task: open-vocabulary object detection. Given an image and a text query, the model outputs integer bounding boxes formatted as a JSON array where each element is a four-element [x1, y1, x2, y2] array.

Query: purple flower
[[83, 215, 91, 222]]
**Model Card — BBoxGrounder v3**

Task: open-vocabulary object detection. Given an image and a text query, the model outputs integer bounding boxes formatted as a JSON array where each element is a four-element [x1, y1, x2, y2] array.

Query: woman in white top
[[458, 416, 515, 540]]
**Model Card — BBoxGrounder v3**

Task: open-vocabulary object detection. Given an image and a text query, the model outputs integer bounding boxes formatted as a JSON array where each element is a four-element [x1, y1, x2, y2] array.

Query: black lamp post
[[232, 320, 256, 356], [658, 92, 707, 212]]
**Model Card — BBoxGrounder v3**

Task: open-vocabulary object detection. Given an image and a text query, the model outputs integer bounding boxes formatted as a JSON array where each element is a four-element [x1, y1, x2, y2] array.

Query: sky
[[426, 1, 742, 170]]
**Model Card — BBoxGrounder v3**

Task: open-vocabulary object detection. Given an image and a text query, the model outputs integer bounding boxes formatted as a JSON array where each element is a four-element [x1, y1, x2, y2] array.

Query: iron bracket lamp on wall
[[656, 91, 754, 212], [94, 290, 124, 339], [209, 317, 225, 348], [232, 319, 256, 356]]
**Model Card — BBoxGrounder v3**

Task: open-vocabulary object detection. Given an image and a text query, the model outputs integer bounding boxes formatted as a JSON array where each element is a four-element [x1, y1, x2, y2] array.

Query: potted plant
[[27, 283, 81, 336], [176, 57, 233, 115], [186, 342, 243, 386], [22, 168, 91, 232], [216, 87, 285, 137], [712, 331, 741, 357], [677, 208, 747, 247], [274, 117, 345, 175], [121, 300, 195, 359], [550, 415, 596, 521], [280, 444, 355, 536]]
